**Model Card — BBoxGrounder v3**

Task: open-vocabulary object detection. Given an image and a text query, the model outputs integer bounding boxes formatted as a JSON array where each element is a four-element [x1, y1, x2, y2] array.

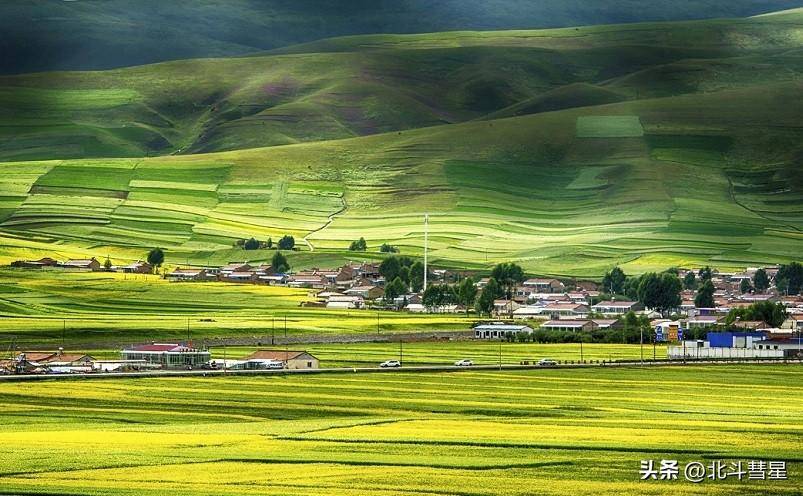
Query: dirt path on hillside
[[302, 194, 348, 251]]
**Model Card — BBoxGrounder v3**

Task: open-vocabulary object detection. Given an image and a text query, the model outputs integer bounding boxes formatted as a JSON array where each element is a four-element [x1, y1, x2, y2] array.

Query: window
[[307, 361, 313, 368]]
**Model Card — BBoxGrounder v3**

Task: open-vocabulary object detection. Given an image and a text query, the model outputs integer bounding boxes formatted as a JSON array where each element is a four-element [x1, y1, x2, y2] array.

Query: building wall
[[667, 346, 783, 359], [287, 357, 319, 369]]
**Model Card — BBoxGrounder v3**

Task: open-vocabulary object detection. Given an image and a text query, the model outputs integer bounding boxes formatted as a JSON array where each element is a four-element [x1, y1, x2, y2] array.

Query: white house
[[591, 300, 642, 315], [474, 323, 534, 339]]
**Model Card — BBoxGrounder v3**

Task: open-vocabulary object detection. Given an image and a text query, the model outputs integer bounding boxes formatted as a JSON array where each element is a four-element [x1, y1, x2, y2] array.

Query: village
[[5, 255, 803, 376]]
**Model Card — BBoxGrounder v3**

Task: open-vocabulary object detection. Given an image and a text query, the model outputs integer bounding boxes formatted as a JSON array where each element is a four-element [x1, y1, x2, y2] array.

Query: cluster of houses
[[10, 257, 152, 273], [0, 344, 320, 375], [168, 261, 402, 309]]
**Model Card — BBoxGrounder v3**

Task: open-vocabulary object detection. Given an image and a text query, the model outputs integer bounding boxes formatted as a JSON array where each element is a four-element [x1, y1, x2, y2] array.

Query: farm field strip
[[0, 366, 800, 495]]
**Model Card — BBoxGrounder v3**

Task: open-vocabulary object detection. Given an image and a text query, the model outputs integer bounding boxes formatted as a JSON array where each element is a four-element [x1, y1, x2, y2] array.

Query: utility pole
[[284, 314, 287, 338], [62, 320, 66, 347], [653, 331, 656, 361], [399, 340, 403, 366], [223, 343, 227, 375], [187, 318, 191, 345], [498, 339, 502, 370], [272, 315, 275, 345], [423, 214, 428, 292], [580, 339, 584, 363], [376, 312, 380, 333]]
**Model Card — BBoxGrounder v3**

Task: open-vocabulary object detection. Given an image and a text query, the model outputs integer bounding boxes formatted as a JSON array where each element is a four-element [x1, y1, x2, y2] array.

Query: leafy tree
[[409, 261, 425, 292], [379, 243, 399, 253], [490, 262, 525, 299], [422, 284, 456, 310], [602, 267, 626, 295], [475, 277, 503, 316], [776, 277, 789, 296], [637, 272, 681, 314], [624, 275, 643, 300], [727, 301, 787, 328], [379, 256, 415, 285], [776, 262, 803, 295], [103, 256, 112, 271], [272, 251, 290, 273], [243, 237, 260, 250], [278, 235, 295, 250], [399, 266, 411, 285], [266, 237, 273, 249], [694, 280, 715, 308], [683, 271, 697, 290], [379, 256, 402, 282], [753, 268, 769, 292], [147, 248, 165, 272], [457, 277, 477, 316], [383, 276, 407, 302], [698, 266, 713, 282], [349, 237, 367, 251], [740, 278, 752, 294]]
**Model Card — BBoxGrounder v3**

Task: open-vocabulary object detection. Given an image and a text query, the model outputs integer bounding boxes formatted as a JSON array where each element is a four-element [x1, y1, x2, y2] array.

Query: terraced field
[[0, 365, 800, 495], [0, 12, 801, 277]]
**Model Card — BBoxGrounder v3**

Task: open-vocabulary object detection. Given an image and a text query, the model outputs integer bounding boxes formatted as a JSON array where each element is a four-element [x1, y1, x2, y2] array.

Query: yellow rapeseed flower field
[[1, 365, 801, 495]]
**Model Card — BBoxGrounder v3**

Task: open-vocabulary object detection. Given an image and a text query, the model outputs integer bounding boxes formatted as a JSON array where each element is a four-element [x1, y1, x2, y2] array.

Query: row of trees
[[349, 237, 400, 253], [379, 256, 425, 293], [239, 235, 295, 251], [602, 262, 802, 316], [603, 267, 684, 315]]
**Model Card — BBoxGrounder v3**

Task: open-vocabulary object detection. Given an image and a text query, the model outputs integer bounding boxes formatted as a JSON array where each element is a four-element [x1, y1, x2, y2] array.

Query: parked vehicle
[[264, 360, 285, 369], [454, 359, 473, 367], [537, 358, 557, 367], [379, 360, 401, 368]]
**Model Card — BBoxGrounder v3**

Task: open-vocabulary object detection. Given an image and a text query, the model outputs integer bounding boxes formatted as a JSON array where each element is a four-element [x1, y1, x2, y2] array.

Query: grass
[[220, 342, 668, 368], [0, 365, 800, 495], [0, 13, 801, 277], [576, 116, 644, 138], [0, 270, 469, 347]]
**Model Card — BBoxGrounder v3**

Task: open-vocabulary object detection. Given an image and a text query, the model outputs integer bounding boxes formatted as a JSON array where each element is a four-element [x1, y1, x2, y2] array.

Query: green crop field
[[216, 342, 668, 368], [0, 12, 801, 277], [0, 270, 470, 347], [0, 365, 800, 495]]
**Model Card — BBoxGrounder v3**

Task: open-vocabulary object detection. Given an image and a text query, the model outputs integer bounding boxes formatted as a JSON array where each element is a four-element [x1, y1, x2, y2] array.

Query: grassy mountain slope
[[3, 0, 800, 74], [1, 13, 801, 162], [0, 12, 801, 277], [0, 79, 800, 277]]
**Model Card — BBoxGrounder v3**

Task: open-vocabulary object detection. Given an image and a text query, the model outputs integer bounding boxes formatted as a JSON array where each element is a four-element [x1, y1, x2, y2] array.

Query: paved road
[[1, 358, 800, 382]]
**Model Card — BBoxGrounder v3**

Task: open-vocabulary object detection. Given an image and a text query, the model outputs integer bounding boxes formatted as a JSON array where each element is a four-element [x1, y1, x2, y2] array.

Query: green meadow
[[0, 12, 801, 277], [0, 270, 469, 347], [221, 341, 668, 368], [0, 365, 800, 495]]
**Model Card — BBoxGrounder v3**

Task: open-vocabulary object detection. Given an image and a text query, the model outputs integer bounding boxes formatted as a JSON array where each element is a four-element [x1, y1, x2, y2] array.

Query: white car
[[454, 359, 473, 367], [264, 360, 285, 369], [379, 360, 401, 368], [537, 358, 558, 367]]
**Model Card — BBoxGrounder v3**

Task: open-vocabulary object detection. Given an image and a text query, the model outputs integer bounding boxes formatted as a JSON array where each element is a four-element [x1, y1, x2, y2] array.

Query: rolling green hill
[[1, 12, 801, 161], [0, 81, 800, 276], [2, 0, 800, 74], [0, 12, 801, 277]]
